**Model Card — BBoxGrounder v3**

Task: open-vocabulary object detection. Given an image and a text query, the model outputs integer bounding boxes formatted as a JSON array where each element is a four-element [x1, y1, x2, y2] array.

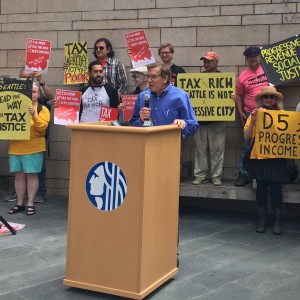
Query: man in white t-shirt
[[79, 61, 119, 122]]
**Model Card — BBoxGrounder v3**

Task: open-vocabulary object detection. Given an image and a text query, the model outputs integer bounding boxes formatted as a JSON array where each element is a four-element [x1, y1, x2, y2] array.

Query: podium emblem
[[86, 162, 127, 211]]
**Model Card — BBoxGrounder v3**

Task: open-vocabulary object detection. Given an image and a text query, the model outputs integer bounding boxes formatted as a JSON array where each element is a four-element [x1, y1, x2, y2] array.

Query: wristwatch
[[39, 81, 46, 86]]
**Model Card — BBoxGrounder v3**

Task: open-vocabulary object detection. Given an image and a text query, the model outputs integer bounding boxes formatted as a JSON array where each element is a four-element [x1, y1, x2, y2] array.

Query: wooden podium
[[63, 123, 181, 299]]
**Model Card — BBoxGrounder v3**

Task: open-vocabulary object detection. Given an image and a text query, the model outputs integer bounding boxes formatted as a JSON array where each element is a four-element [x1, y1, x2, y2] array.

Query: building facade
[[0, 0, 299, 195]]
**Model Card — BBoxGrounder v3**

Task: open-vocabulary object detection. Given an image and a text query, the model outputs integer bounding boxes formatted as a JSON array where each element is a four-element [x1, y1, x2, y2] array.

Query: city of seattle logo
[[86, 162, 127, 211]]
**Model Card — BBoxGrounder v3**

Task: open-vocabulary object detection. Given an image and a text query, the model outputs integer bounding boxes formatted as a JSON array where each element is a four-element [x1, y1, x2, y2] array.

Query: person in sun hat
[[244, 86, 289, 235], [192, 51, 226, 187], [234, 46, 270, 187]]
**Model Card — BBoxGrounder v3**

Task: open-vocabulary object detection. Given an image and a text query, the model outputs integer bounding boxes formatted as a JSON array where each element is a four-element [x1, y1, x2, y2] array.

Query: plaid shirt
[[103, 57, 128, 94]]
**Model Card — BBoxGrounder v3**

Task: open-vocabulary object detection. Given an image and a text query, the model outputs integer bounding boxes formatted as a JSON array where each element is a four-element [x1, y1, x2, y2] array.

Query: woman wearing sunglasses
[[244, 86, 289, 235]]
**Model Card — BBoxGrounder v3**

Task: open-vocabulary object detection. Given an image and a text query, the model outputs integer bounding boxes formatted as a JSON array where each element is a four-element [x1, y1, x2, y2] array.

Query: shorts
[[9, 152, 43, 173]]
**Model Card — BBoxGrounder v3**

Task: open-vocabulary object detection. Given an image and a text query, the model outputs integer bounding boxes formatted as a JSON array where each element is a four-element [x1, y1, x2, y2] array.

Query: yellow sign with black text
[[0, 78, 32, 140], [177, 73, 236, 121], [255, 110, 300, 159]]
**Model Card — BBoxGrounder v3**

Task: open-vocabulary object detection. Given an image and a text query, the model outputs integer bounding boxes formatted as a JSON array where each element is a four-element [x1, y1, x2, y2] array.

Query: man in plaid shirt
[[93, 37, 128, 97]]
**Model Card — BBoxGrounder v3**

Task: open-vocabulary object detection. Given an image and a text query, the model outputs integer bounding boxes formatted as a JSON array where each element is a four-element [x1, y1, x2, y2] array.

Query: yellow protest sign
[[64, 41, 89, 85], [254, 110, 300, 159], [177, 73, 236, 121], [0, 78, 32, 140]]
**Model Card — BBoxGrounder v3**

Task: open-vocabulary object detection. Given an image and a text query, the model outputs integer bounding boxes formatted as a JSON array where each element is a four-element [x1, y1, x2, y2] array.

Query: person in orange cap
[[193, 51, 226, 186]]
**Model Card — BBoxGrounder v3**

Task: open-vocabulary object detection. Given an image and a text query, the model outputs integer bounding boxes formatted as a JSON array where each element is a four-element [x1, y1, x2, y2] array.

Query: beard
[[91, 76, 103, 86]]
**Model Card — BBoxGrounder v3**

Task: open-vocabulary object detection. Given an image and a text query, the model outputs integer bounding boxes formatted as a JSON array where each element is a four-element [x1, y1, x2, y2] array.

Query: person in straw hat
[[244, 86, 289, 235]]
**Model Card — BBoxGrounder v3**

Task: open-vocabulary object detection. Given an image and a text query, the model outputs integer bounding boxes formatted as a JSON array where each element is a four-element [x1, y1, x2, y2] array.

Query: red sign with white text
[[99, 106, 119, 121], [122, 95, 138, 121], [54, 89, 81, 125], [125, 30, 155, 68], [25, 38, 51, 74]]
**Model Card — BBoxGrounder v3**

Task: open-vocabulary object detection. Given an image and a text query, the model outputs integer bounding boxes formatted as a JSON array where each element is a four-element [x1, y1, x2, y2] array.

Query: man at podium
[[129, 62, 198, 138]]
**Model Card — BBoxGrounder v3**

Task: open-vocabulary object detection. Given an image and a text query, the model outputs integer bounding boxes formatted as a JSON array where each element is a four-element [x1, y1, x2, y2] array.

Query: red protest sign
[[122, 95, 138, 121], [54, 89, 81, 125], [125, 30, 155, 68], [25, 38, 51, 74], [99, 106, 119, 121]]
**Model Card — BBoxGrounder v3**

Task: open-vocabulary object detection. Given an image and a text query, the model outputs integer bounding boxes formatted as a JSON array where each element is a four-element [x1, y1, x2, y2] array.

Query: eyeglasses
[[263, 95, 275, 99], [146, 74, 162, 80], [159, 51, 171, 56], [131, 75, 141, 79], [94, 46, 105, 51]]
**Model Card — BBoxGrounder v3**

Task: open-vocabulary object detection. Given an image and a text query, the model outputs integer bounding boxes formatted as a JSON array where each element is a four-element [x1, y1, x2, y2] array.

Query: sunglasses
[[94, 46, 105, 51], [263, 95, 275, 99]]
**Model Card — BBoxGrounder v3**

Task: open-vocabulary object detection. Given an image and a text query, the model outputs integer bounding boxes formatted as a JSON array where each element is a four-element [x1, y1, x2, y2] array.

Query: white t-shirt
[[80, 86, 110, 122]]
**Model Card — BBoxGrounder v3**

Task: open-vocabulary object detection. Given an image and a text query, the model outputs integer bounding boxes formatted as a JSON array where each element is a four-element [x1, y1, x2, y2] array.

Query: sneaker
[[4, 192, 17, 202], [192, 176, 208, 185], [212, 177, 222, 186], [235, 173, 250, 187], [34, 193, 46, 203]]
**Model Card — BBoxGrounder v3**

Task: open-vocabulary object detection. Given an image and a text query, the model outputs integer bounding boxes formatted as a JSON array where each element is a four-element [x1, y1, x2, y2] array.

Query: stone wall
[[0, 0, 299, 195]]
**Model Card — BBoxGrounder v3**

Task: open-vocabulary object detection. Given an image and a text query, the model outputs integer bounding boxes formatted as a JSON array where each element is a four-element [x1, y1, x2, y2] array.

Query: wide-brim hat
[[255, 86, 283, 101], [129, 66, 148, 75]]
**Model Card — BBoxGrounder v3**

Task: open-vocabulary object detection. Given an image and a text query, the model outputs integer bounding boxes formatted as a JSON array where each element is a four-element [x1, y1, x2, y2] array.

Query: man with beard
[[79, 61, 119, 122]]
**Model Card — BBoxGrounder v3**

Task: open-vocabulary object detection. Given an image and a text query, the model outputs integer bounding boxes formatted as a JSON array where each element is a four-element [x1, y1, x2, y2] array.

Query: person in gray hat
[[234, 46, 270, 187]]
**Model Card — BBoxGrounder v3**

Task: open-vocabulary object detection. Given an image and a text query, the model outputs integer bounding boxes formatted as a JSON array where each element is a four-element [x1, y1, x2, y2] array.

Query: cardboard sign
[[54, 89, 81, 125], [260, 35, 300, 86], [125, 30, 155, 68], [99, 106, 118, 121], [64, 41, 89, 85], [121, 95, 138, 121], [254, 110, 300, 159], [0, 78, 32, 140], [177, 73, 236, 121], [25, 38, 51, 74]]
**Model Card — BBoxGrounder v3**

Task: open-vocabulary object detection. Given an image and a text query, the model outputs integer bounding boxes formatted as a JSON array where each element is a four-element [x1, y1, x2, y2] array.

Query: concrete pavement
[[1, 194, 300, 300]]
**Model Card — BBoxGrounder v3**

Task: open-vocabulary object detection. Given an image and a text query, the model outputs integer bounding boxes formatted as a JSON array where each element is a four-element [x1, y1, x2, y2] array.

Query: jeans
[[238, 111, 251, 177]]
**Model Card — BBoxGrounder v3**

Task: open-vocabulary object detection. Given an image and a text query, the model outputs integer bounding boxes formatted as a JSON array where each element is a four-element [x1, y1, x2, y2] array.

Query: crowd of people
[[2, 38, 300, 235]]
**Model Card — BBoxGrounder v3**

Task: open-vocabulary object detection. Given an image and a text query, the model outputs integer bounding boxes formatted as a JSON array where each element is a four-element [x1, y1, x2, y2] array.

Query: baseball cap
[[200, 51, 219, 62], [243, 47, 261, 57]]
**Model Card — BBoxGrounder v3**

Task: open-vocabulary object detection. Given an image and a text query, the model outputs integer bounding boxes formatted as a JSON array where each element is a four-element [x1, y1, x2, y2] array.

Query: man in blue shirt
[[130, 62, 198, 138]]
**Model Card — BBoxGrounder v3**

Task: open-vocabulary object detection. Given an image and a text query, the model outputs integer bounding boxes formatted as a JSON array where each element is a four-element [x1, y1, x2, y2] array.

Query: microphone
[[111, 120, 131, 126], [144, 93, 150, 108], [142, 94, 152, 127]]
